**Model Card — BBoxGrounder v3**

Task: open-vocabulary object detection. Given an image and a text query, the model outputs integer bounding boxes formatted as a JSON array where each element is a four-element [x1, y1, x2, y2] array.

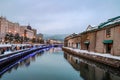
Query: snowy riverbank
[[62, 47, 120, 68], [65, 47, 120, 60]]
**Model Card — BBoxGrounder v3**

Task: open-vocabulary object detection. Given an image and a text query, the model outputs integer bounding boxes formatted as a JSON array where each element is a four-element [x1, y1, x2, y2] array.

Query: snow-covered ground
[[0, 44, 42, 54], [0, 44, 11, 47], [4, 51, 12, 54], [0, 48, 30, 57], [64, 47, 120, 60]]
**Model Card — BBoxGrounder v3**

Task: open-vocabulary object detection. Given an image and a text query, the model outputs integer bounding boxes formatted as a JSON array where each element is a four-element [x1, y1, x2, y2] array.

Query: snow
[[4, 51, 12, 54], [103, 18, 120, 27], [64, 47, 120, 60], [0, 44, 33, 47], [0, 48, 30, 56], [0, 44, 11, 47], [0, 44, 43, 48]]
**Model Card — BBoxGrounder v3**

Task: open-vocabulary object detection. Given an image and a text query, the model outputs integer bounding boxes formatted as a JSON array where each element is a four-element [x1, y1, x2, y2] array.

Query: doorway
[[106, 44, 112, 53], [86, 44, 89, 50]]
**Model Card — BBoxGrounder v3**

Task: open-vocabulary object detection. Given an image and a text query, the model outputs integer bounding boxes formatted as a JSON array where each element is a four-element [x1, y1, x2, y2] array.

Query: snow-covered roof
[[86, 25, 97, 31], [98, 16, 120, 28]]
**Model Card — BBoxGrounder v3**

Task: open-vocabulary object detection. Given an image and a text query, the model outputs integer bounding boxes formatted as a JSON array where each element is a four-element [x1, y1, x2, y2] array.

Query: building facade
[[36, 33, 43, 40], [64, 33, 81, 49], [47, 39, 63, 45], [0, 16, 37, 43], [81, 30, 96, 52], [64, 16, 120, 56]]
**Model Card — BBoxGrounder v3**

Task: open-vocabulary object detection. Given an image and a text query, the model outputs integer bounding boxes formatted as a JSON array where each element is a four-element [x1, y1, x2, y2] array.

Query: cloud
[[0, 0, 120, 34]]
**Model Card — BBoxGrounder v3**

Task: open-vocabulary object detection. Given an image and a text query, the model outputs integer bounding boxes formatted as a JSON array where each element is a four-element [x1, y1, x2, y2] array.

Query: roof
[[98, 16, 120, 28], [27, 25, 32, 30], [65, 16, 120, 40], [86, 25, 97, 31], [65, 33, 81, 40]]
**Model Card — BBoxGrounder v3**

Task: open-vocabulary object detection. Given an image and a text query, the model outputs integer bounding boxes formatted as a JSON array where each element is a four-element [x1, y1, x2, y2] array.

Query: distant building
[[0, 16, 37, 43], [36, 33, 43, 40], [36, 33, 44, 43], [25, 25, 35, 39], [32, 29, 37, 38], [48, 39, 63, 45]]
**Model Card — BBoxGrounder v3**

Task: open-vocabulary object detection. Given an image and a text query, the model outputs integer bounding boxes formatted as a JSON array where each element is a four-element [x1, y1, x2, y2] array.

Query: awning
[[84, 41, 90, 45], [103, 40, 113, 44]]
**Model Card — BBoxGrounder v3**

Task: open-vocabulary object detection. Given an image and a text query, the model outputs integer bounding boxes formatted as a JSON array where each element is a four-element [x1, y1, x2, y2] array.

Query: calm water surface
[[0, 47, 120, 80]]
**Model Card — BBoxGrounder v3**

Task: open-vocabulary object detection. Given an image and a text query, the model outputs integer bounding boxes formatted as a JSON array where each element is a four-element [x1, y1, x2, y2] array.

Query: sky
[[0, 0, 120, 34]]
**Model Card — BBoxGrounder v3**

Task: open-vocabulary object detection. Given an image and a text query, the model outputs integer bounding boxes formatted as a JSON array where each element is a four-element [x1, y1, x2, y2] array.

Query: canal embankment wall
[[0, 45, 51, 69], [62, 47, 120, 68], [0, 48, 29, 59]]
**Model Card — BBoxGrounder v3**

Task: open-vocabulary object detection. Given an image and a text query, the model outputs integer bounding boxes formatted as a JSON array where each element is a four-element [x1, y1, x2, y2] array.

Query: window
[[106, 28, 111, 38], [68, 43, 70, 47]]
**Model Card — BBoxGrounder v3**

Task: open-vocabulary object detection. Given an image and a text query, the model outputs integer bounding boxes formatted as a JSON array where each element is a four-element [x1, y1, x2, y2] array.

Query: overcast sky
[[0, 0, 120, 34]]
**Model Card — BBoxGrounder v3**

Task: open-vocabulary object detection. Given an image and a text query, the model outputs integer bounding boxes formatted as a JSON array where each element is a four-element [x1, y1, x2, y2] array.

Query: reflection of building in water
[[31, 56, 36, 62], [19, 61, 25, 67], [49, 48, 55, 53], [0, 51, 43, 78], [14, 64, 19, 70], [24, 58, 31, 67], [66, 54, 80, 71], [36, 52, 43, 57], [65, 53, 120, 80]]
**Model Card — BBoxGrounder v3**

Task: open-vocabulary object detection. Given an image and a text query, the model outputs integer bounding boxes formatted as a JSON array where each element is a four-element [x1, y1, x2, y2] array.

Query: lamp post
[[22, 34, 24, 44], [14, 31, 16, 34], [9, 30, 11, 33]]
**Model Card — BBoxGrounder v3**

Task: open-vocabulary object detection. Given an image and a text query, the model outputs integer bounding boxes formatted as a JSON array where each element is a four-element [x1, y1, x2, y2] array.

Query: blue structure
[[0, 45, 51, 75]]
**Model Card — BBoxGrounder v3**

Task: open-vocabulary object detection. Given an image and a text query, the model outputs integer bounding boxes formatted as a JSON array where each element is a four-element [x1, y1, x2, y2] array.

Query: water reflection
[[0, 47, 61, 79], [17, 52, 43, 68], [0, 50, 43, 78], [64, 52, 120, 80], [1, 47, 82, 80], [2, 47, 118, 80]]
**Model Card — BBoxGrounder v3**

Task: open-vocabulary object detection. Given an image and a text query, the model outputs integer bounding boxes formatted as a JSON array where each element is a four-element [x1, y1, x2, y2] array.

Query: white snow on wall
[[64, 47, 120, 60]]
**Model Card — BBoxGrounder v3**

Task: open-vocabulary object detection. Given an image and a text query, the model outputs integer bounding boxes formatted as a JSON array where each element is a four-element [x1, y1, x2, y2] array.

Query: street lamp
[[22, 34, 24, 44], [9, 30, 11, 33]]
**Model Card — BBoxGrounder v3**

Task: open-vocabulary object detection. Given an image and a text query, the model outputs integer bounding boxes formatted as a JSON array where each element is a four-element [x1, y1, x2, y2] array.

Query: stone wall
[[81, 31, 96, 52], [113, 25, 120, 55], [95, 30, 104, 53], [62, 47, 120, 68]]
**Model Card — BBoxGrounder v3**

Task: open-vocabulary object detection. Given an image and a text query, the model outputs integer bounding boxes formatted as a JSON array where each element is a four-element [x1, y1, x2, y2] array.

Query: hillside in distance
[[43, 34, 69, 41]]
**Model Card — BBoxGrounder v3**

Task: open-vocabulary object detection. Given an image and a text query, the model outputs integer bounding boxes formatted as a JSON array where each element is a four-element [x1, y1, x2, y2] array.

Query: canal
[[0, 47, 120, 80]]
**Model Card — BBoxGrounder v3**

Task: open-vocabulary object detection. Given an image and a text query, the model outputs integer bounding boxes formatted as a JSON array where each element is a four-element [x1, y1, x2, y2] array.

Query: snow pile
[[4, 51, 12, 54], [0, 44, 11, 47], [65, 47, 120, 60]]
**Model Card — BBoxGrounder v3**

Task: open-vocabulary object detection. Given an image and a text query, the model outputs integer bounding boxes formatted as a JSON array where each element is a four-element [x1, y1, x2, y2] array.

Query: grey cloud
[[0, 0, 120, 34]]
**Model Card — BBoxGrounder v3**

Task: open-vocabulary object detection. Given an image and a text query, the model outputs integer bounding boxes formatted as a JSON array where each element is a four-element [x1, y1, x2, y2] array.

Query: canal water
[[0, 47, 120, 80]]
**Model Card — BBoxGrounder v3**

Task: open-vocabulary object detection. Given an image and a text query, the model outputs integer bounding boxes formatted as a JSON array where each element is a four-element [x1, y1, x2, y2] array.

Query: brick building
[[64, 16, 120, 56]]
